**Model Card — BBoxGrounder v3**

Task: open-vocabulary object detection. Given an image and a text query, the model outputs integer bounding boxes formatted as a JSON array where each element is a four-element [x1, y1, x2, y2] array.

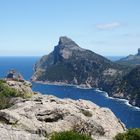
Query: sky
[[0, 0, 140, 56]]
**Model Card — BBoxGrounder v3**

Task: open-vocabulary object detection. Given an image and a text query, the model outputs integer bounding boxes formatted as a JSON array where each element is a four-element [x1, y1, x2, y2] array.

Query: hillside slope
[[110, 66, 140, 106], [32, 36, 140, 107], [117, 49, 140, 67], [32, 36, 124, 90]]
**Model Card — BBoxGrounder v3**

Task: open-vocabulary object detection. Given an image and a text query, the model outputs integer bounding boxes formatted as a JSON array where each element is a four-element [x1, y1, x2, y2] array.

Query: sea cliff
[[32, 36, 140, 108]]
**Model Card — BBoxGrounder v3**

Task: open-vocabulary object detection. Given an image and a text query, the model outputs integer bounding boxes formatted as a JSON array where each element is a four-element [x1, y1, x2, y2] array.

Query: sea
[[0, 56, 140, 129]]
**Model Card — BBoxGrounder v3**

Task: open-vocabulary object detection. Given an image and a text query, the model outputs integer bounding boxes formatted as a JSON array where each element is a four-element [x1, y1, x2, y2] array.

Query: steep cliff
[[110, 66, 140, 107], [32, 37, 140, 107]]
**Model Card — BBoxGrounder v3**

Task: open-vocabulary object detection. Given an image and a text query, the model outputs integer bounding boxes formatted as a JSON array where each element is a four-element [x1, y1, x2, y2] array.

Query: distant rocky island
[[117, 49, 140, 67], [0, 73, 125, 140], [32, 36, 140, 107]]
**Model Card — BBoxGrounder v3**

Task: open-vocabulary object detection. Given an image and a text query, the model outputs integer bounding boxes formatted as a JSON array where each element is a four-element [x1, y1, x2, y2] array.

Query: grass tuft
[[114, 128, 140, 140], [50, 131, 93, 140]]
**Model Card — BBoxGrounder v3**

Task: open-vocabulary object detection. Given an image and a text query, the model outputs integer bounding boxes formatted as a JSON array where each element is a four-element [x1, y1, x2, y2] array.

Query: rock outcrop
[[6, 69, 24, 81], [5, 70, 34, 95], [110, 65, 140, 107], [6, 79, 33, 95], [0, 79, 126, 140]]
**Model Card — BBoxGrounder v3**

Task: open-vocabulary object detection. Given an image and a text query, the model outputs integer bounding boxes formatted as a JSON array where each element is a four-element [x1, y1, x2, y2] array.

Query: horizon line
[[0, 55, 125, 57]]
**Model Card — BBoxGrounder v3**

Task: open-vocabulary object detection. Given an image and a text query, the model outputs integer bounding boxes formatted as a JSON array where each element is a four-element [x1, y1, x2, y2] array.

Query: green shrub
[[0, 80, 18, 109], [0, 96, 13, 109], [114, 133, 126, 140], [50, 131, 93, 140], [114, 128, 140, 140], [0, 80, 32, 109], [0, 80, 19, 95]]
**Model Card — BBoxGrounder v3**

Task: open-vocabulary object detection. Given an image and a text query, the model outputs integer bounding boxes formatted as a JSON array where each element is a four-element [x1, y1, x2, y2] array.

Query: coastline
[[95, 89, 140, 111], [32, 80, 140, 111], [32, 80, 94, 89]]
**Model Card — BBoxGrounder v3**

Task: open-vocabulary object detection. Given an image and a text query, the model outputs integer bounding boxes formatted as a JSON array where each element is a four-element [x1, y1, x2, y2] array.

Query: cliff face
[[110, 66, 140, 106], [32, 36, 124, 89], [112, 50, 140, 107], [32, 37, 140, 107], [0, 79, 125, 140]]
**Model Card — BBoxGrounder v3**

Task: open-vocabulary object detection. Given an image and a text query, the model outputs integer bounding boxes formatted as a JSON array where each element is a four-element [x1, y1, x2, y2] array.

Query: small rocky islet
[[0, 71, 125, 140]]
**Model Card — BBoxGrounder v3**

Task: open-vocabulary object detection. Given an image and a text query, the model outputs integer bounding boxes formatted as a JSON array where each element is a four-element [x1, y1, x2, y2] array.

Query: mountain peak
[[56, 36, 85, 52], [53, 36, 84, 60], [58, 36, 78, 46]]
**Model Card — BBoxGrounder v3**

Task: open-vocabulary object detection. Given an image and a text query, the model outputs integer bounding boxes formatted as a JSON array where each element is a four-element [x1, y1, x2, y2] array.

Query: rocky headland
[[32, 36, 140, 107]]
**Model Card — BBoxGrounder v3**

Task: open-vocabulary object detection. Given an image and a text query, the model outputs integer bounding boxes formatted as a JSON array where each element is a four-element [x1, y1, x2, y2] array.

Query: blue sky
[[0, 0, 140, 56]]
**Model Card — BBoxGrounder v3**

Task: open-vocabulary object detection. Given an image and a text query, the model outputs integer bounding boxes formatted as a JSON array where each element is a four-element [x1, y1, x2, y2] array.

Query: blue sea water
[[0, 57, 140, 128]]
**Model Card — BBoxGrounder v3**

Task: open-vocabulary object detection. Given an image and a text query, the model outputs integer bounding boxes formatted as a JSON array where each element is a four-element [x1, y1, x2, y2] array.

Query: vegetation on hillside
[[112, 66, 140, 106], [33, 37, 140, 107], [0, 80, 31, 109], [50, 131, 93, 140], [114, 128, 140, 140]]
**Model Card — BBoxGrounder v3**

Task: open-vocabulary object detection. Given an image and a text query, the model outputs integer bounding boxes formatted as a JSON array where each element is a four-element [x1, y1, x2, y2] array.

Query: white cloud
[[96, 22, 121, 30]]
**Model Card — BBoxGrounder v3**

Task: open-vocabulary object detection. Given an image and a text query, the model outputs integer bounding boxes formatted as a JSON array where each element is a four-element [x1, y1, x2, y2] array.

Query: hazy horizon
[[0, 55, 126, 58]]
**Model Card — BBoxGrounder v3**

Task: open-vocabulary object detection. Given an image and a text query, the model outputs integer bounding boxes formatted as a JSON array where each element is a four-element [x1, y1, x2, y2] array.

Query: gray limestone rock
[[0, 93, 126, 140]]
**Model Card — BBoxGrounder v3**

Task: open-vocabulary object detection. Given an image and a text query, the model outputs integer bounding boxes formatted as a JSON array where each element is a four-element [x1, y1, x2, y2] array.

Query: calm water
[[0, 57, 140, 128]]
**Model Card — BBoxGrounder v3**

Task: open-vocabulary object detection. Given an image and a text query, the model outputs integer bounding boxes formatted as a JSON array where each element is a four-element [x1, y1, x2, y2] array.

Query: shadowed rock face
[[6, 70, 24, 81], [111, 66, 140, 107], [0, 80, 126, 140]]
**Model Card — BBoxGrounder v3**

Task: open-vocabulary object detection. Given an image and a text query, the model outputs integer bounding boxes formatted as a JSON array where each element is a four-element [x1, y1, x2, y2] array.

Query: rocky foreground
[[0, 79, 125, 140]]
